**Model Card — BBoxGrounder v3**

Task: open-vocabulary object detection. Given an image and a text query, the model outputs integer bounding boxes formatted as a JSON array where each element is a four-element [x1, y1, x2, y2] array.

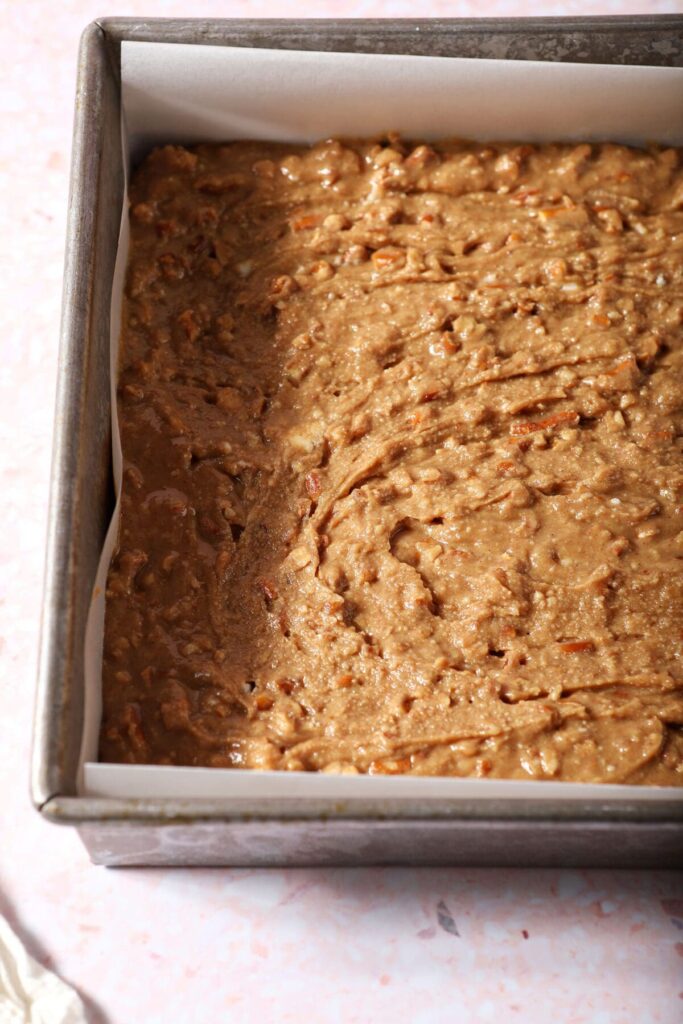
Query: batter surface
[[101, 137, 683, 783]]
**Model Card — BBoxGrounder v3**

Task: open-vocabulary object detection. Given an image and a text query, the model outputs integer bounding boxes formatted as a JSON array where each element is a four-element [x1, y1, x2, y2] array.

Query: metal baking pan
[[32, 16, 683, 867]]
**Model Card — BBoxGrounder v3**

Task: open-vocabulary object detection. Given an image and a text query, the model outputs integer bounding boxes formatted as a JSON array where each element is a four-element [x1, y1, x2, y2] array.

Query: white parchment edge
[[81, 42, 683, 801]]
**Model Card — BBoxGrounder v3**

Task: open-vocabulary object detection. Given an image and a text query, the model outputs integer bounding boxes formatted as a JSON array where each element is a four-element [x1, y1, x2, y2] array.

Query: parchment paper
[[81, 41, 683, 801]]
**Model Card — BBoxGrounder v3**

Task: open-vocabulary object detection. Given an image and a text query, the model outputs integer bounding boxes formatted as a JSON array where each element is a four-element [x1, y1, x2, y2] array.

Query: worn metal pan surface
[[33, 16, 683, 866]]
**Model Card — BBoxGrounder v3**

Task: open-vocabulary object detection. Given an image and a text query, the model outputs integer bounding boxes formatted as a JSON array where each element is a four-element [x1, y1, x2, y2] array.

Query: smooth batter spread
[[100, 136, 683, 784]]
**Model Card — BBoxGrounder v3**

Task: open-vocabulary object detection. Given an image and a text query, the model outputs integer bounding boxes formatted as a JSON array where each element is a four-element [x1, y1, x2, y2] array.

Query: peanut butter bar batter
[[101, 137, 683, 783]]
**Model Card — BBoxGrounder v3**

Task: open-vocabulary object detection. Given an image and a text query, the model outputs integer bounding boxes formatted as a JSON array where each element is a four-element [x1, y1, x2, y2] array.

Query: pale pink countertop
[[2, 2, 682, 1021]]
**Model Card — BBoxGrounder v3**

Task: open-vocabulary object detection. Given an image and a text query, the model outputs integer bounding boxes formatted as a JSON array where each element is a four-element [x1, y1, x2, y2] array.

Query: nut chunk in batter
[[101, 136, 683, 784]]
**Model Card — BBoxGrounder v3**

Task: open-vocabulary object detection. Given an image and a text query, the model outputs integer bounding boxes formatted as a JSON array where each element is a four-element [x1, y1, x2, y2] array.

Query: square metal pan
[[33, 16, 683, 867]]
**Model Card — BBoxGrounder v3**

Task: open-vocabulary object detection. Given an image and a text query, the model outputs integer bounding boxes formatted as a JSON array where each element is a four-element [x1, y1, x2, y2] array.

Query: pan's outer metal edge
[[43, 794, 683, 824], [34, 18, 683, 859], [95, 15, 683, 65], [33, 21, 123, 811], [77, 819, 683, 869], [32, 22, 107, 811]]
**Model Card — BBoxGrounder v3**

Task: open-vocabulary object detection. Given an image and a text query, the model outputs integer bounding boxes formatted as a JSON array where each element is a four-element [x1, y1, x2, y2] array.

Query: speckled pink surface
[[2, 2, 683, 1022]]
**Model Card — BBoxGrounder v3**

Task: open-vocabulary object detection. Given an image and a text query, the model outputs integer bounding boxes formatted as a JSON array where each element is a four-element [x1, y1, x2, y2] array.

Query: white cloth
[[0, 916, 86, 1024]]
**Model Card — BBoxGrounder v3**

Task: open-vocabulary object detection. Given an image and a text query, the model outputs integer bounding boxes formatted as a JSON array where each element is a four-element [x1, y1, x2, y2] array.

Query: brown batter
[[100, 136, 683, 784]]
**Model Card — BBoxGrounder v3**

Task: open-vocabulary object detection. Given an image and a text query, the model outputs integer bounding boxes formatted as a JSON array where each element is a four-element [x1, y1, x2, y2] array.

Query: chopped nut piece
[[559, 640, 595, 654], [252, 159, 276, 178], [260, 578, 279, 602], [405, 145, 437, 168], [290, 214, 319, 232], [323, 213, 349, 231], [416, 467, 441, 482], [368, 757, 412, 775], [305, 471, 322, 498], [195, 172, 245, 193], [372, 247, 405, 271], [310, 260, 334, 281], [269, 274, 298, 301], [286, 546, 312, 570], [596, 208, 623, 233]]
